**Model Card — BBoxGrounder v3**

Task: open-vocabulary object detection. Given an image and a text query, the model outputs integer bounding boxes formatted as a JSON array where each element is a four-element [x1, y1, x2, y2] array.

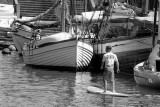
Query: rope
[[15, 0, 61, 24]]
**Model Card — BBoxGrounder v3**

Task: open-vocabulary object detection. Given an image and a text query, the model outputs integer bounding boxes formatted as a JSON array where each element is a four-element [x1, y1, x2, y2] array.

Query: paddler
[[100, 45, 120, 93]]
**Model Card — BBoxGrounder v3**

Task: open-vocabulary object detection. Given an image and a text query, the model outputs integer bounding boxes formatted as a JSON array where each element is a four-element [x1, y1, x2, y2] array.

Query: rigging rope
[[15, 0, 61, 24]]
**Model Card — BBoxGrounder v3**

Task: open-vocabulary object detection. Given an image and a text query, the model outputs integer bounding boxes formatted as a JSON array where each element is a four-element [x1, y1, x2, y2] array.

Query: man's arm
[[101, 55, 105, 69], [115, 60, 120, 73], [114, 55, 120, 73], [101, 61, 105, 70]]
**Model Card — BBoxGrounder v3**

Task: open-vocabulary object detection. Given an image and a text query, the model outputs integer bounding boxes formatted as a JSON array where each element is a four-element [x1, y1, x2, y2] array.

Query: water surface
[[0, 51, 160, 107]]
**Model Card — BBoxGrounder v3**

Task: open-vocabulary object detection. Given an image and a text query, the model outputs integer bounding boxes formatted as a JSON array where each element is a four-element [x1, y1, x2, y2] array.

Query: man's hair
[[106, 45, 112, 51]]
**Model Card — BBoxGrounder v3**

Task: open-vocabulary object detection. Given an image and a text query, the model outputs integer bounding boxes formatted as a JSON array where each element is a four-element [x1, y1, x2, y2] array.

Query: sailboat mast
[[141, 0, 149, 15], [152, 0, 158, 47], [61, 0, 65, 32], [70, 0, 75, 18], [84, 0, 87, 12], [158, 0, 160, 41]]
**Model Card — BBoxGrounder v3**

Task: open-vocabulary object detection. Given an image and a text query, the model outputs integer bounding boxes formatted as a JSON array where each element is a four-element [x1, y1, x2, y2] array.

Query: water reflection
[[1, 51, 160, 107]]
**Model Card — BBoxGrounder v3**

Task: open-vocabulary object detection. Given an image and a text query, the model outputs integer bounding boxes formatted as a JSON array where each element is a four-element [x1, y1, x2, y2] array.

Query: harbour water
[[1, 51, 160, 107]]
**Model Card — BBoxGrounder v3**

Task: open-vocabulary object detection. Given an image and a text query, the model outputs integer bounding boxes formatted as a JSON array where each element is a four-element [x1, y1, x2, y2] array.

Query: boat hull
[[22, 39, 93, 69], [12, 22, 153, 71], [92, 36, 153, 72], [134, 62, 160, 88], [11, 24, 32, 53], [12, 34, 31, 54]]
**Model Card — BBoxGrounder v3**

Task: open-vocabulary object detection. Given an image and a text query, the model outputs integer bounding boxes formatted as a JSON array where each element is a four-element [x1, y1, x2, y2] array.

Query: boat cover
[[73, 11, 134, 23], [134, 11, 158, 30], [37, 32, 72, 46]]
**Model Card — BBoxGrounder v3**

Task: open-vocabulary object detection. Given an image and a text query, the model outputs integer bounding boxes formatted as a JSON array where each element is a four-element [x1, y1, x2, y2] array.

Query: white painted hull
[[134, 62, 160, 88], [22, 39, 93, 69]]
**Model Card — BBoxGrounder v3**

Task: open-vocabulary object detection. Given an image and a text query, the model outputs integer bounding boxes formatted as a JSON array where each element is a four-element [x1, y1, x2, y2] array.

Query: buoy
[[2, 48, 11, 54], [0, 41, 12, 49], [8, 44, 16, 51]]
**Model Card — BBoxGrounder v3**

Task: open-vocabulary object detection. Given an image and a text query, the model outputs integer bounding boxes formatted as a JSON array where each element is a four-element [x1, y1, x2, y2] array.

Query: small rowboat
[[133, 0, 160, 89], [134, 61, 160, 88]]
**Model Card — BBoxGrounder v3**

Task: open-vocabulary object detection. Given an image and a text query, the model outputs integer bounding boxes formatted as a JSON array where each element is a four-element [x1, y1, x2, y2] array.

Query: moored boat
[[22, 33, 93, 69], [10, 0, 62, 54], [12, 0, 94, 70], [133, 0, 160, 88], [134, 61, 160, 88], [73, 1, 155, 71], [11, 23, 32, 53]]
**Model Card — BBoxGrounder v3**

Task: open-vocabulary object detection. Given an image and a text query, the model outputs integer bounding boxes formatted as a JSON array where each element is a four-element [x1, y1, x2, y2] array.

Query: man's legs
[[103, 71, 108, 92], [111, 68, 115, 92]]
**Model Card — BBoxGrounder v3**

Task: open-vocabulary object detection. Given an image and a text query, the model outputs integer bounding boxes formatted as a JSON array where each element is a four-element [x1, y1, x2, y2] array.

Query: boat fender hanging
[[148, 78, 154, 83], [157, 73, 160, 77]]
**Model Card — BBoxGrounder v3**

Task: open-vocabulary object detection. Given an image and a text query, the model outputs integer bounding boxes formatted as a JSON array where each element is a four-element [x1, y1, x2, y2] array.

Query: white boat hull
[[22, 39, 93, 69], [134, 62, 160, 88]]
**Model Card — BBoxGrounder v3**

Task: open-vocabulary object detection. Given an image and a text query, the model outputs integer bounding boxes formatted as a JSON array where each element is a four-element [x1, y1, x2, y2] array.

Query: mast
[[61, 0, 65, 32], [158, 0, 160, 41], [141, 0, 149, 15], [152, 0, 158, 47], [70, 0, 75, 18], [84, 0, 87, 12]]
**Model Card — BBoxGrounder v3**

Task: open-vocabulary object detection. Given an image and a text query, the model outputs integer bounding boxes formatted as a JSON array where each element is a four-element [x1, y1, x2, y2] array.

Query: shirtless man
[[101, 45, 120, 92]]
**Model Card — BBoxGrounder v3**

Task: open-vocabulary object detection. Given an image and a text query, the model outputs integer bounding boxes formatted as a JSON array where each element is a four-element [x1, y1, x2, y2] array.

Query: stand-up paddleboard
[[87, 86, 130, 97]]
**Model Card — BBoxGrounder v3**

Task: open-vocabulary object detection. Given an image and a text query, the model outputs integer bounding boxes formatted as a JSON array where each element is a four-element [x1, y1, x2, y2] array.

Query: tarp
[[134, 11, 158, 25], [73, 11, 134, 23]]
